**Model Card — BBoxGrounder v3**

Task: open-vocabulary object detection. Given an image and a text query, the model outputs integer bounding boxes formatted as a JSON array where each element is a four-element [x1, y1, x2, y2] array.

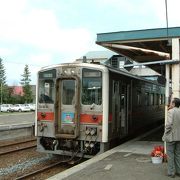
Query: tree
[[0, 58, 8, 104], [20, 64, 33, 103]]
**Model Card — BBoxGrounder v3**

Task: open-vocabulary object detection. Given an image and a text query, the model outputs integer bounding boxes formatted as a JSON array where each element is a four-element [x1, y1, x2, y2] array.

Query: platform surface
[[0, 112, 34, 129], [48, 127, 178, 180]]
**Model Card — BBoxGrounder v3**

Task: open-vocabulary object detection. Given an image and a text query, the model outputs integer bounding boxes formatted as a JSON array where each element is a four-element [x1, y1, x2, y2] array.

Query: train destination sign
[[39, 69, 56, 79]]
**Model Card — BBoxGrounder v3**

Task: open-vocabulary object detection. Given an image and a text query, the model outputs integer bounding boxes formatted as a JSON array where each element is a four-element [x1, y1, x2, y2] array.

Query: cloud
[[96, 0, 180, 28], [0, 48, 15, 57], [151, 0, 180, 27], [29, 54, 53, 66], [0, 3, 94, 56]]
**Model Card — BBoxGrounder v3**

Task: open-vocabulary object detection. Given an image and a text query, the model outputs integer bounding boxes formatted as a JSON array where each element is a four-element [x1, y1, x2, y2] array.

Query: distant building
[[9, 85, 36, 103], [75, 50, 118, 64], [10, 86, 24, 96], [76, 50, 160, 78]]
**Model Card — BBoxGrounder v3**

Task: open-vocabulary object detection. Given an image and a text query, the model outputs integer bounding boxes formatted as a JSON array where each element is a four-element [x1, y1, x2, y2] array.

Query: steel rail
[[0, 144, 36, 156], [15, 161, 65, 180], [0, 138, 36, 148]]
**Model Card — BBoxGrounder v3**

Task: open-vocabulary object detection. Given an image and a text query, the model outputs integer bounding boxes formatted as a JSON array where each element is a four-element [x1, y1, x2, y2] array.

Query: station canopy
[[96, 27, 180, 75]]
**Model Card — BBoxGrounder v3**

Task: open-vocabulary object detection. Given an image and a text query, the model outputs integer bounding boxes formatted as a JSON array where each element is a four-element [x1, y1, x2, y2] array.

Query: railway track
[[15, 161, 67, 180], [15, 155, 84, 179], [0, 139, 36, 155]]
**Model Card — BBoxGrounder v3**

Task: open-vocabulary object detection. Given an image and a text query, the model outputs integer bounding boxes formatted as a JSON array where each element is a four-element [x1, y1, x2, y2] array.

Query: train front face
[[36, 64, 109, 157]]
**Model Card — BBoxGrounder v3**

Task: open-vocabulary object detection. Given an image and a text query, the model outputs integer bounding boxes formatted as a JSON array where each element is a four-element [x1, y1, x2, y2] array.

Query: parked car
[[26, 104, 36, 111], [0, 104, 14, 112], [12, 104, 31, 112]]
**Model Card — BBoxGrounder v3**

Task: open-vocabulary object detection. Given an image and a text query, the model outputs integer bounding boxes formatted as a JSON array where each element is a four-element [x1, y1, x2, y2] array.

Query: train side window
[[113, 81, 119, 94], [161, 94, 165, 104], [145, 92, 149, 106], [137, 91, 141, 106], [149, 93, 154, 105], [155, 94, 160, 105], [82, 69, 102, 105], [160, 95, 162, 104]]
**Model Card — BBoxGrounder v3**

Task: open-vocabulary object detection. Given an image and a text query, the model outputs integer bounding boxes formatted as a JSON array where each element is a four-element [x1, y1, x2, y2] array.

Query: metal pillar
[[164, 38, 180, 152], [171, 38, 180, 98], [164, 64, 170, 152], [165, 64, 170, 112], [0, 79, 2, 112]]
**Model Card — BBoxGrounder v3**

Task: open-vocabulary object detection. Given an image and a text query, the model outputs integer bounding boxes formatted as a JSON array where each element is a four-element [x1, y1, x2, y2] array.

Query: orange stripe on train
[[37, 112, 112, 123], [80, 114, 102, 124], [37, 112, 54, 121]]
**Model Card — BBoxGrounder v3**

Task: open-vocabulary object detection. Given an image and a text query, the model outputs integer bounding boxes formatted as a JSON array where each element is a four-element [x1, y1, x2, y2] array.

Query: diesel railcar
[[35, 62, 165, 158]]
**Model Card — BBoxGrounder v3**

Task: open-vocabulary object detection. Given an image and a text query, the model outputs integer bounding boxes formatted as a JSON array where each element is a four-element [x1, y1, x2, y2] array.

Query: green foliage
[[20, 65, 33, 103], [0, 58, 6, 85], [0, 58, 8, 104]]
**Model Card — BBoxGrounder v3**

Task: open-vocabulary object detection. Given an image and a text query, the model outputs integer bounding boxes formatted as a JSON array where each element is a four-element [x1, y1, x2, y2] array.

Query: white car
[[0, 104, 14, 112], [26, 104, 36, 111], [12, 104, 31, 112]]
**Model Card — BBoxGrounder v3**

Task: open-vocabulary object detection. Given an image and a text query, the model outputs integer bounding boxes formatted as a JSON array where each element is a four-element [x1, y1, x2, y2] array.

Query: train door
[[55, 77, 80, 139], [119, 83, 129, 136]]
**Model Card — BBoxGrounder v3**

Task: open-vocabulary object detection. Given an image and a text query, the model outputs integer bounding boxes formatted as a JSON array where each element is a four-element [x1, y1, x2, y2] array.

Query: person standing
[[163, 97, 180, 178]]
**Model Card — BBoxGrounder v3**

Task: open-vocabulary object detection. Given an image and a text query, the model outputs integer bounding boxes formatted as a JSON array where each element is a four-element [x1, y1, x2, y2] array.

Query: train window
[[149, 93, 154, 105], [82, 69, 102, 105], [113, 81, 119, 94], [161, 94, 165, 104], [155, 94, 160, 105], [39, 80, 54, 103], [145, 92, 149, 106], [62, 80, 75, 105], [137, 91, 141, 106], [159, 95, 162, 104]]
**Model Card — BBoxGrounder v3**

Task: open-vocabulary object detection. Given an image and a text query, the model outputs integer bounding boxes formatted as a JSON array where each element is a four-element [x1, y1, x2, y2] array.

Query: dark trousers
[[166, 141, 180, 175]]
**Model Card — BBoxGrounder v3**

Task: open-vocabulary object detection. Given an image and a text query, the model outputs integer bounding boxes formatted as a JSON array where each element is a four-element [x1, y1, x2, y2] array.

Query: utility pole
[[0, 59, 3, 112], [0, 75, 2, 112]]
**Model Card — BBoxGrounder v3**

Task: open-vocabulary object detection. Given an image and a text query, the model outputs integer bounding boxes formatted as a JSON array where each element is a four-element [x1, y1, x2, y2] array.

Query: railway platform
[[48, 126, 175, 180], [0, 112, 35, 140]]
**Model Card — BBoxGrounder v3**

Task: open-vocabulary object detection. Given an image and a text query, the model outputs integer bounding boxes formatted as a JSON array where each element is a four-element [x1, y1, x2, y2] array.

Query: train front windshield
[[38, 79, 55, 103], [82, 69, 102, 105], [62, 80, 75, 105]]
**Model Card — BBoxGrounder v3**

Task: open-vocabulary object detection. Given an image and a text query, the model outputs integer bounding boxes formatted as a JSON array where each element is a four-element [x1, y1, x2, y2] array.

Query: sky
[[0, 0, 180, 85]]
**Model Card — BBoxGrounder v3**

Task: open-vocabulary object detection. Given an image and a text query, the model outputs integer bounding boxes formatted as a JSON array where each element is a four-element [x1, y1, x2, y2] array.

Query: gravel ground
[[0, 155, 52, 176], [0, 137, 70, 180]]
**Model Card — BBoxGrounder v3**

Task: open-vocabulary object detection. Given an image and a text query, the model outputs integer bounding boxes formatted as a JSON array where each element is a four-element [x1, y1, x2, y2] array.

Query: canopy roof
[[96, 27, 180, 75]]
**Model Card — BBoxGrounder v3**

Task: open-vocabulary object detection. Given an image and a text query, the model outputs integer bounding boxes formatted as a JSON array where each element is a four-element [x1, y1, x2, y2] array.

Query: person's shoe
[[167, 174, 175, 178]]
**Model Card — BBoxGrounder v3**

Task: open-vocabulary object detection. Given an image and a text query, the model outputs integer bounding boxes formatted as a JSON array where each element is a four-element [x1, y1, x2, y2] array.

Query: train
[[35, 62, 165, 158]]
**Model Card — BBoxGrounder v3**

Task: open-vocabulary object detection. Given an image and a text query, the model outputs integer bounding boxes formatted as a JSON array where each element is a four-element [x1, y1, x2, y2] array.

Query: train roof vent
[[110, 56, 119, 68]]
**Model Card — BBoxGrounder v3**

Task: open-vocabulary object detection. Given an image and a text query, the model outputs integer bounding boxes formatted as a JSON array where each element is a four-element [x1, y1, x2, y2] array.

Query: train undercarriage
[[37, 136, 107, 159]]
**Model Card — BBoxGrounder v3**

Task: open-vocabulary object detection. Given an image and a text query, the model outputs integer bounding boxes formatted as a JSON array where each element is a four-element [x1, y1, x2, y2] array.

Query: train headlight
[[63, 68, 76, 75], [63, 70, 68, 74]]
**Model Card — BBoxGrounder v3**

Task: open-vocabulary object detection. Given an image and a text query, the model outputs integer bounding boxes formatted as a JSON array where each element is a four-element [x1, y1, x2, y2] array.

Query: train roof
[[39, 62, 164, 86], [104, 64, 164, 86]]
